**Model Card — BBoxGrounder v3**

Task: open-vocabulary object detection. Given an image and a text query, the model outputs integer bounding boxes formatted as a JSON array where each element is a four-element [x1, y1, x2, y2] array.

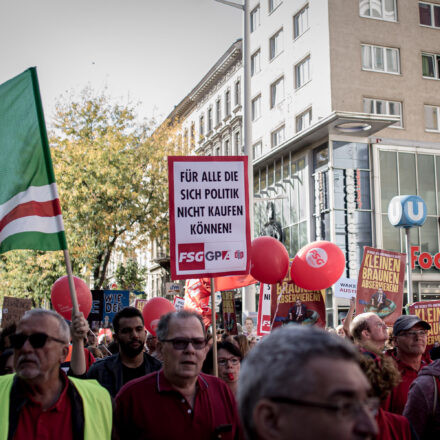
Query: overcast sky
[[0, 0, 241, 125]]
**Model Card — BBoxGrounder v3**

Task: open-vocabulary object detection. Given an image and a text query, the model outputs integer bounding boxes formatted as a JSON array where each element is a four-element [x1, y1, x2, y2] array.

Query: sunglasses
[[10, 332, 67, 350], [161, 337, 207, 350]]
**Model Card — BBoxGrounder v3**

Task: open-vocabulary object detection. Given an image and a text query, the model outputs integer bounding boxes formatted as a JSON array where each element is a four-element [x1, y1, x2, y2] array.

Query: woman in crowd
[[202, 341, 242, 396]]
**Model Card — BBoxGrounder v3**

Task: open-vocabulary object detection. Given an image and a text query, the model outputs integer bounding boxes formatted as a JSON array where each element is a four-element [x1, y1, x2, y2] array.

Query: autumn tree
[[115, 258, 146, 291], [0, 87, 187, 304]]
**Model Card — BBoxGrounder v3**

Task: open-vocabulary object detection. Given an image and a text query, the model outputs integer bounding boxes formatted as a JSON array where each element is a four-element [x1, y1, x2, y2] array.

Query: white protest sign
[[168, 156, 250, 279], [334, 277, 357, 299], [257, 283, 272, 335], [173, 296, 185, 311]]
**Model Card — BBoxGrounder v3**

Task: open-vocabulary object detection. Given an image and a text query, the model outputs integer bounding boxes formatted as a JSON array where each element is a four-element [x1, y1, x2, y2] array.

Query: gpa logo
[[235, 250, 244, 259], [178, 243, 205, 271]]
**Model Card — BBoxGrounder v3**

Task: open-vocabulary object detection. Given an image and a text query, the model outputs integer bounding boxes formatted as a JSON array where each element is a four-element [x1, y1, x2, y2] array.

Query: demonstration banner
[[409, 300, 440, 348], [183, 279, 212, 327], [168, 156, 250, 279], [271, 262, 326, 329], [134, 298, 148, 313], [221, 291, 238, 335], [1, 296, 32, 328], [356, 246, 406, 325], [88, 290, 130, 325], [173, 296, 185, 311], [257, 283, 272, 336], [334, 277, 357, 300]]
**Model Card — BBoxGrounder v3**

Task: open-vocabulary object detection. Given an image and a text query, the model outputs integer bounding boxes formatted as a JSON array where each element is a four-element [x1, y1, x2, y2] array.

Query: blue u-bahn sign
[[388, 195, 427, 228]]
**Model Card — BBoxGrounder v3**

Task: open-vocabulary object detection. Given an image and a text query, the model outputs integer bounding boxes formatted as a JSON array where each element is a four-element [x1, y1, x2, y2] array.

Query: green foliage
[[0, 87, 187, 302], [115, 258, 146, 291]]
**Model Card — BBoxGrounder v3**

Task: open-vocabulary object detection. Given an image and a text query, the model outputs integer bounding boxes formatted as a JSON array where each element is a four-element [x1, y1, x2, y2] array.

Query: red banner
[[408, 300, 440, 348], [356, 246, 406, 326], [183, 279, 212, 328], [214, 273, 256, 292], [270, 262, 326, 329], [221, 291, 238, 335]]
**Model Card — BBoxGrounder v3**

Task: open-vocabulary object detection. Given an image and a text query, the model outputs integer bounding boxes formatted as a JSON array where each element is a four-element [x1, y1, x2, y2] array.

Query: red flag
[[214, 274, 257, 292]]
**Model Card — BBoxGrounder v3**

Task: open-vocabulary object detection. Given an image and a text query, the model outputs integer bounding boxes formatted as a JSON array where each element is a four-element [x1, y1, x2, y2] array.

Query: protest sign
[[409, 300, 440, 348], [221, 291, 238, 335], [168, 156, 250, 279], [271, 261, 326, 329], [334, 277, 357, 299], [134, 298, 148, 313], [257, 283, 272, 336], [356, 247, 406, 326], [166, 282, 182, 296], [183, 279, 212, 327], [173, 296, 185, 311], [1, 296, 32, 328], [88, 290, 130, 325]]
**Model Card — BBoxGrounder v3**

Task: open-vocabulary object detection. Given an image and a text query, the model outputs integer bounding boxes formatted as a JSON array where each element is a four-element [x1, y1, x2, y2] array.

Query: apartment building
[[250, 0, 440, 324]]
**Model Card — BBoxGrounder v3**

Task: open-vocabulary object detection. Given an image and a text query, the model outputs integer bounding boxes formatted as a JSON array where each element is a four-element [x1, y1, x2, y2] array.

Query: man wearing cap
[[385, 314, 431, 414]]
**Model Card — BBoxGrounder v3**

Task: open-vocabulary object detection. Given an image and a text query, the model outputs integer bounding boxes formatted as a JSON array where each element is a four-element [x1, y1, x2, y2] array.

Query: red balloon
[[291, 241, 346, 290], [250, 236, 289, 284], [51, 275, 92, 320], [142, 297, 175, 336]]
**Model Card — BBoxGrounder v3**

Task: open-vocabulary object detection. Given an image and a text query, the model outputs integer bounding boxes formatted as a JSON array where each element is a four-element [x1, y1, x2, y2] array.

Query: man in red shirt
[[385, 314, 431, 414], [115, 310, 242, 439]]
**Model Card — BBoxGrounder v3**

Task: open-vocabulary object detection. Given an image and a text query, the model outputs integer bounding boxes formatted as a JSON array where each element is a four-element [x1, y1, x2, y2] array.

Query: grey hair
[[21, 309, 70, 343], [156, 310, 205, 341], [350, 312, 377, 342], [237, 325, 358, 440]]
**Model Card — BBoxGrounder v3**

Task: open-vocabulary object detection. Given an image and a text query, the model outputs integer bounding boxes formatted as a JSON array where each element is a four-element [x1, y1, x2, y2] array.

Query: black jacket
[[85, 352, 162, 397]]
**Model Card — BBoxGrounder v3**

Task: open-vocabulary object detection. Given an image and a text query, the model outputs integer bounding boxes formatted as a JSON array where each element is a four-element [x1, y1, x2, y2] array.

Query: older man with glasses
[[115, 310, 242, 439], [0, 308, 113, 439], [384, 314, 432, 414], [237, 325, 378, 440]]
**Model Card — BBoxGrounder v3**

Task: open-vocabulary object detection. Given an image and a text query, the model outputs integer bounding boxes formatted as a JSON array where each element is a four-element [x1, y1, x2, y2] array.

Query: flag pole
[[211, 278, 218, 377], [63, 249, 79, 317]]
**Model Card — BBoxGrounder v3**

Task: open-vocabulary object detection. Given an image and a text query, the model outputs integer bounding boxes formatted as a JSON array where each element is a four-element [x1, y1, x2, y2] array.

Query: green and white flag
[[0, 68, 67, 253]]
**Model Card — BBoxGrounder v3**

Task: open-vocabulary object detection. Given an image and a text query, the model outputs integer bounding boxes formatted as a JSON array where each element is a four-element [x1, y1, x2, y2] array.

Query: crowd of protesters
[[0, 302, 439, 440]]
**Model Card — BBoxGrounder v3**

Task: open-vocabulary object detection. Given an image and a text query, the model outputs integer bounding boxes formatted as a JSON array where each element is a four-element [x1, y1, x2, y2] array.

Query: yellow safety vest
[[0, 374, 112, 440]]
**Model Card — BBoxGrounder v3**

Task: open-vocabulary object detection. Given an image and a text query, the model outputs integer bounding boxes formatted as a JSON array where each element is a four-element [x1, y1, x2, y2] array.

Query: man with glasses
[[0, 309, 112, 439], [115, 310, 242, 439], [238, 325, 378, 440], [385, 314, 431, 414]]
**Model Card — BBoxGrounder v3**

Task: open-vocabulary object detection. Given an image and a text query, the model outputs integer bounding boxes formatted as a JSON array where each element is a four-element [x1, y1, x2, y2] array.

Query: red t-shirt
[[384, 350, 431, 414], [376, 408, 412, 440], [115, 369, 242, 440], [13, 373, 73, 440]]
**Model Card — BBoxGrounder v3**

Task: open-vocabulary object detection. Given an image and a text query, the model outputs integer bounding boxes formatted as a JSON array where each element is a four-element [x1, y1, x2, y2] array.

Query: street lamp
[[214, 0, 256, 313]]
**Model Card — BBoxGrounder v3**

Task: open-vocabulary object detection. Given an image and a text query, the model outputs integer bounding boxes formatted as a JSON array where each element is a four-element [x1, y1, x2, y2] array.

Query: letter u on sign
[[388, 195, 427, 228]]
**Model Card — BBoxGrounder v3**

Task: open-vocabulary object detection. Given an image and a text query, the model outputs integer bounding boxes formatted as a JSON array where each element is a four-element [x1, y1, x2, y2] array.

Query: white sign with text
[[334, 277, 357, 299]]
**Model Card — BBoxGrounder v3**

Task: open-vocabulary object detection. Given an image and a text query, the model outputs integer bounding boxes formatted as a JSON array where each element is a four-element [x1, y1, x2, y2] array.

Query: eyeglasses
[[218, 357, 240, 366], [10, 332, 67, 350], [269, 396, 380, 420], [373, 322, 387, 330], [398, 330, 427, 338], [161, 337, 207, 350]]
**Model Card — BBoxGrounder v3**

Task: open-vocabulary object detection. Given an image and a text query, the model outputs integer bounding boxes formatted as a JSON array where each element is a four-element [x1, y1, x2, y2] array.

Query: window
[[359, 0, 397, 22], [251, 50, 261, 76], [234, 80, 241, 107], [269, 0, 282, 13], [361, 45, 400, 74], [363, 98, 403, 127], [234, 131, 241, 155], [271, 125, 285, 147], [270, 77, 284, 108], [214, 143, 221, 156], [224, 139, 230, 156], [296, 108, 312, 132], [252, 95, 261, 120], [215, 99, 221, 125], [269, 28, 283, 60], [253, 142, 262, 159], [225, 90, 231, 116], [207, 107, 213, 132], [424, 105, 440, 131], [295, 56, 311, 88], [419, 2, 440, 28], [190, 123, 195, 147], [294, 5, 309, 39], [250, 5, 260, 32], [422, 52, 440, 79], [199, 115, 205, 136]]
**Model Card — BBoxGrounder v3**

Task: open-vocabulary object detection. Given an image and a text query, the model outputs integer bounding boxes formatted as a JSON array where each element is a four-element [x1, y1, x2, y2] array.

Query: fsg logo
[[388, 195, 427, 228], [178, 243, 205, 271]]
